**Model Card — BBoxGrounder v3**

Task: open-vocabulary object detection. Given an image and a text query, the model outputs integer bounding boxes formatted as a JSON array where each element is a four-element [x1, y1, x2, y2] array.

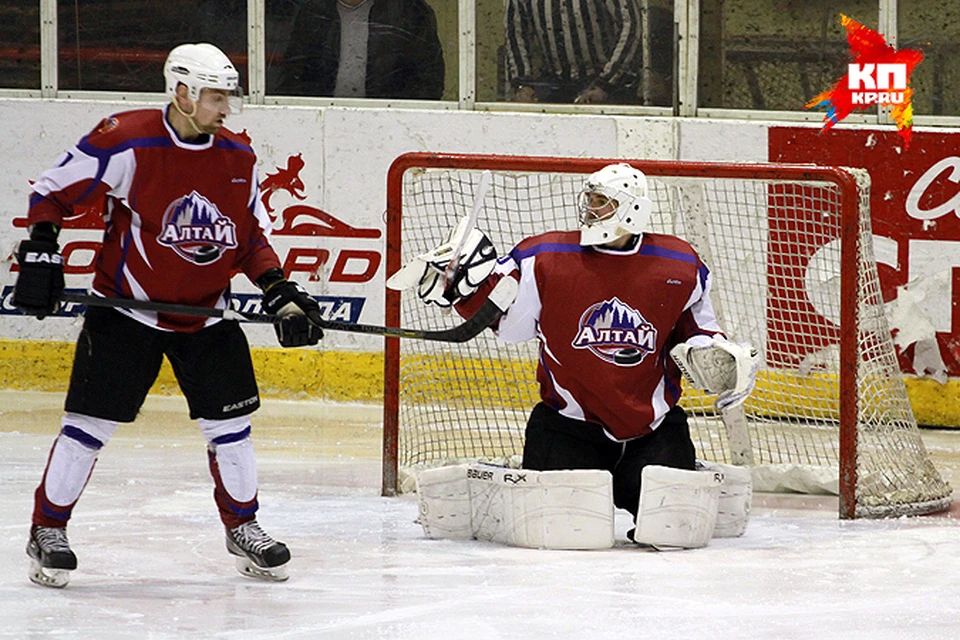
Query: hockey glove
[[418, 229, 498, 308], [387, 228, 498, 308], [14, 223, 65, 319], [258, 269, 324, 348], [670, 337, 760, 410]]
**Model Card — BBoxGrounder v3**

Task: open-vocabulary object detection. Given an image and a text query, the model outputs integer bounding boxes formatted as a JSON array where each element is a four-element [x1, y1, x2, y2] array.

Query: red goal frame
[[381, 152, 862, 516]]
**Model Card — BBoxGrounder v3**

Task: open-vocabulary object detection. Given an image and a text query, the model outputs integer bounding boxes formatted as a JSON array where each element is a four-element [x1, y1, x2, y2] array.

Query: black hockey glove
[[258, 268, 324, 348], [14, 223, 65, 319]]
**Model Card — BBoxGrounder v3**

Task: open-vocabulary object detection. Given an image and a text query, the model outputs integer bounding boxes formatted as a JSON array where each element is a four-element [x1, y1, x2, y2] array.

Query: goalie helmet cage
[[381, 152, 952, 520]]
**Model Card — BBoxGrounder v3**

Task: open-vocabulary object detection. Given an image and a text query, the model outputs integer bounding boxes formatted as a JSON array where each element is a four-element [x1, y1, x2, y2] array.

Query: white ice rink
[[2, 390, 960, 639]]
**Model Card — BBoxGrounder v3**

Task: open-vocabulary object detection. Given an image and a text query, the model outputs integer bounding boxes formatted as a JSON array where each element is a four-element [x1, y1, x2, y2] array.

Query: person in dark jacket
[[277, 0, 444, 99]]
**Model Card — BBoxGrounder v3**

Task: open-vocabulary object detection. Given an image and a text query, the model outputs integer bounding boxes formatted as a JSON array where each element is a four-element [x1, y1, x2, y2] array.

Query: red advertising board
[[770, 127, 960, 378]]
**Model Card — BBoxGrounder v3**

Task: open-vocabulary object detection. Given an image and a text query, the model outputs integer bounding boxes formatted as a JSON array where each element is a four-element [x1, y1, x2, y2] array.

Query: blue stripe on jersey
[[216, 139, 252, 153], [74, 135, 173, 203], [638, 243, 698, 264], [660, 349, 682, 404], [58, 151, 74, 167], [28, 192, 50, 209], [698, 263, 710, 289], [510, 241, 585, 262]]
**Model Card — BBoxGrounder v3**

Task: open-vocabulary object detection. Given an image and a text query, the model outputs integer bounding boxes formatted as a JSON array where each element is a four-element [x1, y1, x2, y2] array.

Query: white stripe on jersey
[[111, 263, 169, 330], [494, 254, 540, 344], [538, 326, 587, 422], [129, 208, 153, 270], [683, 268, 723, 337], [31, 144, 136, 205], [250, 165, 272, 234], [648, 376, 670, 432]]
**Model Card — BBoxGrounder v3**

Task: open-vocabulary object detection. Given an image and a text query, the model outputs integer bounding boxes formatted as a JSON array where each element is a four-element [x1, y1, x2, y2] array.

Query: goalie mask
[[164, 43, 243, 114], [577, 163, 653, 246]]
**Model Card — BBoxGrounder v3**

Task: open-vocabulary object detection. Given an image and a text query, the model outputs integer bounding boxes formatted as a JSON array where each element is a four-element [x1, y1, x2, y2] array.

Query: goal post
[[381, 152, 952, 519]]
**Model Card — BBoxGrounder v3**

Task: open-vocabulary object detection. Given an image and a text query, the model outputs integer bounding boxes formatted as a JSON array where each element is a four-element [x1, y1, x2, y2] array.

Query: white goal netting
[[382, 154, 951, 519]]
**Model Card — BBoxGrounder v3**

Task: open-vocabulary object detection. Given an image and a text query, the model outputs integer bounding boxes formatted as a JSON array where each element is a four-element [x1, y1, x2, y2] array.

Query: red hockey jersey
[[27, 106, 280, 332], [459, 230, 724, 441]]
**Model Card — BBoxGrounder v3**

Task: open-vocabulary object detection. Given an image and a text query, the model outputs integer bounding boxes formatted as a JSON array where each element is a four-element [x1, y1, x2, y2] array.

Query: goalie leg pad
[[467, 465, 614, 550], [698, 461, 752, 538], [634, 465, 722, 549], [416, 465, 473, 540]]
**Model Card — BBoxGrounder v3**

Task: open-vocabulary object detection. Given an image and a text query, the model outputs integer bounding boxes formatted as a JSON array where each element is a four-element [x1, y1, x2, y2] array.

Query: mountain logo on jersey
[[158, 191, 238, 265], [572, 297, 657, 366]]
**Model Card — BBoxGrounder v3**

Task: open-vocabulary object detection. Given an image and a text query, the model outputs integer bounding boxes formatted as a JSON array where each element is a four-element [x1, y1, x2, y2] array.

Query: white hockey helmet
[[164, 43, 243, 112], [577, 163, 653, 246]]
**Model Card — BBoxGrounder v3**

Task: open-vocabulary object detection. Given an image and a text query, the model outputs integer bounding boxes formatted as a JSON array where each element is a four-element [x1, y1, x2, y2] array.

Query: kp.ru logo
[[847, 63, 907, 105], [158, 190, 238, 265], [805, 14, 923, 146], [571, 297, 657, 366]]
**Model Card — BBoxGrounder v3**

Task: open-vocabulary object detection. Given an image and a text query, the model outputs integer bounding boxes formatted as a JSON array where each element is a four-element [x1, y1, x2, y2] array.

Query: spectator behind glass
[[277, 0, 444, 99], [505, 0, 654, 105]]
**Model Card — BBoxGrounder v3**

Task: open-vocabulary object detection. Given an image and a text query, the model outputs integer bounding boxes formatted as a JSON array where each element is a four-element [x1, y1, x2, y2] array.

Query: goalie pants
[[521, 402, 696, 517], [33, 307, 262, 529]]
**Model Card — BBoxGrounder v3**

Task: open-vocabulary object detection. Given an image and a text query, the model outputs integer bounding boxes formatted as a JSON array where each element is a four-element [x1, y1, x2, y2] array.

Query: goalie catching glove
[[387, 227, 498, 308], [670, 337, 760, 410]]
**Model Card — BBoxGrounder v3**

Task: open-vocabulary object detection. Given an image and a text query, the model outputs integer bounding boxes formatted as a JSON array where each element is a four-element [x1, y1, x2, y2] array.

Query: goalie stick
[[443, 170, 492, 293], [59, 277, 518, 343]]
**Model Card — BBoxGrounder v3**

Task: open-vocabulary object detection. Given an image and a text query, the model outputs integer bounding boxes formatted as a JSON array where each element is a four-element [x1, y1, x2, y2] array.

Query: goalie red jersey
[[459, 230, 723, 440], [26, 106, 280, 332]]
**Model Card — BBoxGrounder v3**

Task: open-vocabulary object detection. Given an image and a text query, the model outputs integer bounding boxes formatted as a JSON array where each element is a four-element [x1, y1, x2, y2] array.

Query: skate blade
[[29, 560, 71, 588], [234, 557, 289, 582]]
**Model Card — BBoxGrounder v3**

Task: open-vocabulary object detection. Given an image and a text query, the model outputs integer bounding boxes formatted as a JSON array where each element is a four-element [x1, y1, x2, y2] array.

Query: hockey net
[[381, 152, 952, 519]]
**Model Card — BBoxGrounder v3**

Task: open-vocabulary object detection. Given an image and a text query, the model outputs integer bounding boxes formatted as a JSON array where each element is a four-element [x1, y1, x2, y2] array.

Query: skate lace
[[34, 527, 70, 553], [231, 521, 276, 553]]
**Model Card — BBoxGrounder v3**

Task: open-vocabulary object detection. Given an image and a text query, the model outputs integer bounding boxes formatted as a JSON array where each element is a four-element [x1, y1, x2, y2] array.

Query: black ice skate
[[225, 520, 291, 582], [27, 525, 78, 588]]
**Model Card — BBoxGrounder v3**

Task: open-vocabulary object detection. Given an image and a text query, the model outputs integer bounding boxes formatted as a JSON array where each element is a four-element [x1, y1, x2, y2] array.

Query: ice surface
[[2, 391, 960, 639]]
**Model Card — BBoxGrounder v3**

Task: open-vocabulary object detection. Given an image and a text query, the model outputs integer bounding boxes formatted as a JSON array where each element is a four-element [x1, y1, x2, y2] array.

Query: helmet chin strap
[[171, 96, 206, 136]]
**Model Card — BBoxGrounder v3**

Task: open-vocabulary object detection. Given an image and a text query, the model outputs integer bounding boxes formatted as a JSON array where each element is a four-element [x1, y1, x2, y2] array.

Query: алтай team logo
[[571, 297, 657, 366], [158, 191, 238, 265]]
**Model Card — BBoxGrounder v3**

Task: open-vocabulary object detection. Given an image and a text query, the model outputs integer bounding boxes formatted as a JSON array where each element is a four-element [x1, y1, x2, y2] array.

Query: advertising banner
[[771, 127, 960, 380]]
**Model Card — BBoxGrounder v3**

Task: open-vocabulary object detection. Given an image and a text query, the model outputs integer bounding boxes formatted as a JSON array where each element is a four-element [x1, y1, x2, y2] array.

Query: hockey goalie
[[390, 163, 759, 548]]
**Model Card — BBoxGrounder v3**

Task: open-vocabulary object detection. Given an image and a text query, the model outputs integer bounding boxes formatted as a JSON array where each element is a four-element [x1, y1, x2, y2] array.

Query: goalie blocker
[[416, 462, 751, 550]]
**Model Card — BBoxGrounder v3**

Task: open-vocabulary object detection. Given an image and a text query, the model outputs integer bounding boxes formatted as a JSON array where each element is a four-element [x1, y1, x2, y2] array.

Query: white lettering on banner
[[905, 157, 960, 221], [804, 236, 958, 335], [803, 235, 899, 326], [906, 240, 960, 333]]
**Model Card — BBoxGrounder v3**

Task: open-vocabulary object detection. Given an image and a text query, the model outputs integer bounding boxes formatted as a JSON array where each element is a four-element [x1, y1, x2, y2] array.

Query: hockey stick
[[443, 169, 493, 289], [59, 277, 518, 343]]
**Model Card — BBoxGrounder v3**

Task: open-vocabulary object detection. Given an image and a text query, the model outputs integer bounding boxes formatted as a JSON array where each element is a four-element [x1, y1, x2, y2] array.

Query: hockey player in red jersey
[[399, 163, 758, 542], [13, 43, 321, 587]]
